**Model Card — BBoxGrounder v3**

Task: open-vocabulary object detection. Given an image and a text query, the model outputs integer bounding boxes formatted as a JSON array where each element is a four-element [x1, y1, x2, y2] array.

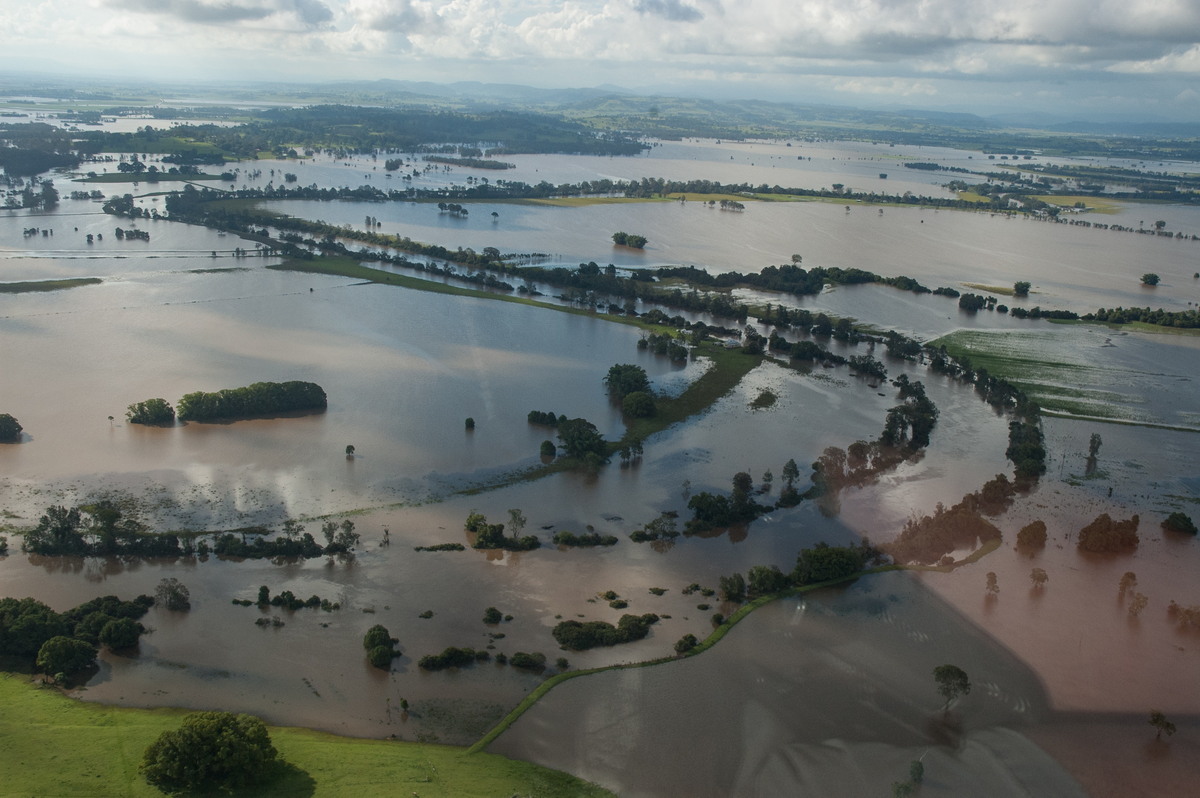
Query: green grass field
[[0, 671, 612, 797]]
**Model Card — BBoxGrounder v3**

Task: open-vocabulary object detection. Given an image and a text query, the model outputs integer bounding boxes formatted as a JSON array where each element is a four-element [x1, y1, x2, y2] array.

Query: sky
[[3, 0, 1200, 121]]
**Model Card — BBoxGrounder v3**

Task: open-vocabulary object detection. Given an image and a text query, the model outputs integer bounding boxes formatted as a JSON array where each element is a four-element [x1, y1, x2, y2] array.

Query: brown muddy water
[[3, 144, 1200, 793]]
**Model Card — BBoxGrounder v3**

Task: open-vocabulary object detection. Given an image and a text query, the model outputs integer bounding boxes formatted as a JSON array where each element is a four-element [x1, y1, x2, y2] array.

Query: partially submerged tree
[[1149, 710, 1176, 740], [933, 664, 971, 712]]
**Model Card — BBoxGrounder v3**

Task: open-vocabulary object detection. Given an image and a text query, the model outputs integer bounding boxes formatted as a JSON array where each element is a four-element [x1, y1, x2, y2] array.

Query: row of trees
[[176, 381, 327, 422], [20, 503, 361, 560]]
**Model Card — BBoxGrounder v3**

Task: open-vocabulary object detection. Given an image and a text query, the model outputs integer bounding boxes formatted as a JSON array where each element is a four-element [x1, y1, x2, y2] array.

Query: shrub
[[1017, 520, 1048, 550], [1077, 513, 1140, 553], [1163, 512, 1197, 535], [509, 651, 547, 672], [419, 646, 488, 671], [674, 634, 699, 654], [0, 413, 24, 442], [482, 607, 503, 624]]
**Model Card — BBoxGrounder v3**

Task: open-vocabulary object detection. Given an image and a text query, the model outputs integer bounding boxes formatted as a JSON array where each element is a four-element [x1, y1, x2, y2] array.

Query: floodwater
[[256, 194, 1200, 316], [490, 571, 1087, 798], [3, 139, 1200, 793]]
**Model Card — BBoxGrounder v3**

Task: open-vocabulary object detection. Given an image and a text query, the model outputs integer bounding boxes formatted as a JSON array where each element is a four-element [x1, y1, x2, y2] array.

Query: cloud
[[106, 0, 331, 28], [633, 0, 703, 23]]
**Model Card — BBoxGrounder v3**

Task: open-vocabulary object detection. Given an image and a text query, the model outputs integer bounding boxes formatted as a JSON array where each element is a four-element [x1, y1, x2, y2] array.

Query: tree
[[0, 413, 23, 442], [36, 636, 96, 676], [1129, 592, 1149, 617], [507, 509, 526, 540], [1016, 520, 1047, 551], [125, 398, 175, 425], [1013, 281, 1031, 297], [604, 364, 650, 399], [483, 607, 503, 624], [1149, 710, 1176, 740], [1088, 433, 1102, 458], [932, 664, 970, 711], [781, 458, 800, 489], [1141, 273, 1160, 286], [556, 417, 606, 460], [1030, 568, 1048, 589], [1162, 512, 1197, 535], [155, 578, 190, 611], [98, 617, 143, 650], [141, 711, 279, 792], [985, 572, 999, 596], [622, 391, 656, 418], [465, 417, 475, 430], [345, 444, 355, 457], [540, 440, 556, 458], [1118, 571, 1137, 598]]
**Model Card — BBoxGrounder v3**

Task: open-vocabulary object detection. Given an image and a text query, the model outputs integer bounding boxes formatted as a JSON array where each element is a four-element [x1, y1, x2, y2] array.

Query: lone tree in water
[[1149, 710, 1176, 740], [933, 664, 971, 713]]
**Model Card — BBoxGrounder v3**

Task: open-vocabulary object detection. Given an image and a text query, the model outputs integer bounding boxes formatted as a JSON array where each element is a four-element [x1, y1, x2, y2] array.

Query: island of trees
[[611, 232, 648, 249], [176, 381, 326, 422]]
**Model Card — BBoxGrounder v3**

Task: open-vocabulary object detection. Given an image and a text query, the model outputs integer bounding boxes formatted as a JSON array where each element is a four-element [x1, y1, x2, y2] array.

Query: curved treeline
[[177, 381, 326, 422]]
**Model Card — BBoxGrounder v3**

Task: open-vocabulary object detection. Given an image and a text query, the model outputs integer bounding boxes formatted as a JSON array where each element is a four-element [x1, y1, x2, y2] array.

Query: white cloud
[[0, 0, 1198, 118]]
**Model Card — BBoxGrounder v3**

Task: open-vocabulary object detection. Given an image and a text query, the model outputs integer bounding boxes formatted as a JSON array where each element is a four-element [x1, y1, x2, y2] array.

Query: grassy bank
[[0, 671, 612, 797], [0, 277, 102, 294]]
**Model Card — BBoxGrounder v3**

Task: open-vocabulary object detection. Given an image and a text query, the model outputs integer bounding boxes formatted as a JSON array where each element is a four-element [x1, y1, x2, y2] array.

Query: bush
[[674, 634, 699, 654], [551, 614, 660, 651], [1017, 520, 1048, 550], [1163, 512, 1197, 535], [141, 711, 278, 792], [509, 651, 547, 672], [1077, 513, 1140, 553], [418, 646, 488, 671], [482, 607, 502, 624], [0, 413, 23, 442], [363, 624, 399, 668], [1141, 273, 1160, 286], [540, 440, 557, 458]]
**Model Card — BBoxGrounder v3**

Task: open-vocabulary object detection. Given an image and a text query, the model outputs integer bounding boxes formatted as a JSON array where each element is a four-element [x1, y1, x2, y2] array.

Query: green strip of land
[[0, 277, 102, 294], [0, 671, 612, 797]]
